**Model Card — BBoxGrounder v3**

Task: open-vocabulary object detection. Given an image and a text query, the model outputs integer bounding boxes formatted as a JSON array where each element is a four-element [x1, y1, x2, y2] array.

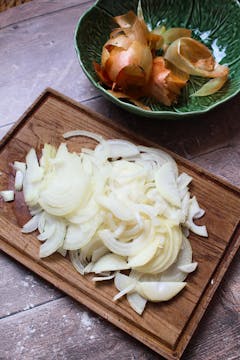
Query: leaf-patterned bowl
[[75, 0, 240, 118]]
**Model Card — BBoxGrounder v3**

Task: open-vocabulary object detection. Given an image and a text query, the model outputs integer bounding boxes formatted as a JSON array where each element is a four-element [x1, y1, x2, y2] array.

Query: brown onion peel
[[93, 5, 229, 108]]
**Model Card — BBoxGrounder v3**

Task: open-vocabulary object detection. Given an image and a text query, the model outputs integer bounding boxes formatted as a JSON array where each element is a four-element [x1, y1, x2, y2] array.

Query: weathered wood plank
[[192, 143, 240, 187], [0, 253, 239, 360], [0, 0, 93, 29], [0, 1, 98, 126], [0, 251, 63, 318], [184, 252, 240, 360], [0, 296, 159, 360], [0, 124, 14, 140]]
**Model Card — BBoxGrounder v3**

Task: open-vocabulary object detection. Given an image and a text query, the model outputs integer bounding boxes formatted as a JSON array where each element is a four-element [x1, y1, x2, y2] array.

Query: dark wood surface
[[0, 1, 239, 359]]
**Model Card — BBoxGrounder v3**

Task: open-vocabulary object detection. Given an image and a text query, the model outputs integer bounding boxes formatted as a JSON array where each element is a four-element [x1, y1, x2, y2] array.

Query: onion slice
[[91, 254, 130, 273], [14, 170, 24, 191], [0, 190, 14, 202], [63, 130, 104, 143], [136, 281, 186, 301], [127, 292, 147, 315], [22, 213, 42, 233], [178, 262, 198, 273]]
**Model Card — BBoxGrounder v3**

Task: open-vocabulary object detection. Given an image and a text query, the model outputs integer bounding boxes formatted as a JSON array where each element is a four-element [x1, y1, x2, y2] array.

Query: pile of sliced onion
[[94, 0, 229, 107], [16, 130, 208, 314]]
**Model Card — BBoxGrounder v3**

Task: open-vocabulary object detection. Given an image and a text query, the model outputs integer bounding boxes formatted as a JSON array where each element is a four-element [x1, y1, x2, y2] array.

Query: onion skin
[[191, 75, 228, 96], [95, 10, 153, 96], [162, 28, 192, 45], [164, 37, 229, 79], [107, 41, 152, 87], [145, 57, 188, 106], [94, 5, 229, 107]]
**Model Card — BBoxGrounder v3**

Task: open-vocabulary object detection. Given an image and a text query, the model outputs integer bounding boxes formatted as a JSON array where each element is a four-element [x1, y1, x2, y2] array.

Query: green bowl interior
[[75, 0, 240, 118]]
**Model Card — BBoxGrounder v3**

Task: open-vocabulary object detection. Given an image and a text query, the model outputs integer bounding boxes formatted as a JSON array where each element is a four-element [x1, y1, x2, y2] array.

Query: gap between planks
[[189, 144, 232, 160], [0, 94, 102, 132], [0, 292, 65, 321]]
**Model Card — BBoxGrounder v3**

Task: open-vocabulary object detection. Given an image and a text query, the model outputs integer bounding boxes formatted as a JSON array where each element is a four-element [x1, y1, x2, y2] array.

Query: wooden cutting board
[[0, 88, 239, 360]]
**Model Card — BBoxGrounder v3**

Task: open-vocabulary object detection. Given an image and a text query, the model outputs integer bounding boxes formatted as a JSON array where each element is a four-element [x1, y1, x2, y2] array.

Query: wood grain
[[0, 89, 239, 360], [0, 0, 98, 126], [0, 295, 161, 360]]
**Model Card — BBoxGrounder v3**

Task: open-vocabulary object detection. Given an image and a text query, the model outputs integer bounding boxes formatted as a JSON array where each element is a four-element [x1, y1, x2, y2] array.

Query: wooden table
[[0, 1, 239, 359]]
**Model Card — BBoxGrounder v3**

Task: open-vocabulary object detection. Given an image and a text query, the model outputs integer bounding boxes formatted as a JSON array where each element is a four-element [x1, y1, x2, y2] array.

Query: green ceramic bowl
[[75, 0, 240, 118]]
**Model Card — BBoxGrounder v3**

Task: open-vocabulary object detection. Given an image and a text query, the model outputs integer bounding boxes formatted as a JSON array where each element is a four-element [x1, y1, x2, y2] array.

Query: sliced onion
[[14, 161, 26, 173], [14, 170, 24, 191], [0, 190, 14, 202], [155, 162, 181, 208], [160, 236, 192, 282], [91, 254, 130, 273], [138, 146, 178, 177], [69, 250, 85, 275], [37, 223, 56, 241], [186, 197, 208, 237], [57, 247, 67, 257], [127, 292, 147, 315], [91, 246, 109, 263], [107, 139, 140, 158], [25, 148, 43, 183], [92, 274, 115, 282], [113, 284, 136, 301], [39, 220, 66, 258], [177, 172, 192, 190], [64, 215, 102, 250], [97, 194, 135, 221], [39, 146, 90, 216], [40, 144, 56, 172], [136, 225, 182, 274], [29, 205, 42, 216], [16, 131, 208, 315], [136, 281, 186, 301], [23, 150, 42, 207], [178, 262, 198, 273], [63, 130, 104, 143], [99, 225, 149, 257], [127, 227, 158, 267], [22, 213, 42, 233], [114, 272, 137, 291]]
